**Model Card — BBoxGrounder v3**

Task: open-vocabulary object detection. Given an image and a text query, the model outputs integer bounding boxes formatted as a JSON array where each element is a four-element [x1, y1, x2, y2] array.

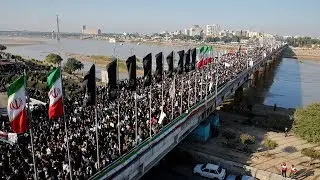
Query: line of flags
[[4, 45, 216, 180]]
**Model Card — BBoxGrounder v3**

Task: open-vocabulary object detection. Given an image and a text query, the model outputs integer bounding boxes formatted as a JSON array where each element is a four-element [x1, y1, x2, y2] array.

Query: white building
[[184, 29, 190, 36], [189, 25, 202, 36], [206, 24, 220, 37]]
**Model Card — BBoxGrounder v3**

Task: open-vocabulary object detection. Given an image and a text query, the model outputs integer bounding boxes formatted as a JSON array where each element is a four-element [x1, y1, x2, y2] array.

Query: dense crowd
[[0, 46, 275, 180]]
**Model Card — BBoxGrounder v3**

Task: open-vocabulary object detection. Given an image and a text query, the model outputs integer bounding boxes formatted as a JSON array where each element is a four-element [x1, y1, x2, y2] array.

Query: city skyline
[[0, 0, 319, 37]]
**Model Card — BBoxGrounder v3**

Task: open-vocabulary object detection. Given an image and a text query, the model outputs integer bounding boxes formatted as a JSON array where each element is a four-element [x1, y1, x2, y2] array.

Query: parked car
[[226, 174, 255, 180], [193, 163, 226, 180]]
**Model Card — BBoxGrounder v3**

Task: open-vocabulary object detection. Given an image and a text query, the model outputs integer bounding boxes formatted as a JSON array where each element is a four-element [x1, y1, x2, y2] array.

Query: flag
[[197, 59, 203, 69], [7, 76, 28, 133], [106, 58, 117, 90], [191, 48, 196, 70], [83, 64, 96, 106], [166, 51, 174, 76], [155, 52, 163, 82], [143, 53, 152, 86], [158, 111, 166, 124], [0, 131, 18, 144], [126, 55, 137, 91], [177, 50, 184, 74], [47, 68, 64, 119], [185, 49, 190, 72], [209, 81, 213, 91], [169, 79, 175, 99]]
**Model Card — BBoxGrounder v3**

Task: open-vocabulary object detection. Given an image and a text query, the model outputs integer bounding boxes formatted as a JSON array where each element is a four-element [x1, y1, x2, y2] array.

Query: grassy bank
[[67, 53, 143, 74]]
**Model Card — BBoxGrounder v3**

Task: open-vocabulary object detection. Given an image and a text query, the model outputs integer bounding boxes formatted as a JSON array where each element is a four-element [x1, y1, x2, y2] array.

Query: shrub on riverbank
[[293, 103, 320, 143]]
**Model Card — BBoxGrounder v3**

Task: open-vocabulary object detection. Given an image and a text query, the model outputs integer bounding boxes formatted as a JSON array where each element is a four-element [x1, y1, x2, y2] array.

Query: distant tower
[[56, 15, 60, 41], [82, 25, 86, 34]]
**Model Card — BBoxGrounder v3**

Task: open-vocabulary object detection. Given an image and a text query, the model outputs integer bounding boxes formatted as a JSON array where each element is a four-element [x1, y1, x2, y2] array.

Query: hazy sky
[[0, 0, 318, 36]]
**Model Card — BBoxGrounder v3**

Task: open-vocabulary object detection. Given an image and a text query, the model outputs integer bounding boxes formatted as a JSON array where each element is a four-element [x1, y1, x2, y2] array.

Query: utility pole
[[56, 15, 60, 41]]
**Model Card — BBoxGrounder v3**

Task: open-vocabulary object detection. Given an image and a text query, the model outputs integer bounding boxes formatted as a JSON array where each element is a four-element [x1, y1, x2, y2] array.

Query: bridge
[[90, 45, 287, 180]]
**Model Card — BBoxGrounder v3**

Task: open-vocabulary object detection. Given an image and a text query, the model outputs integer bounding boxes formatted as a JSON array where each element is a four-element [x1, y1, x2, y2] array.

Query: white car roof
[[205, 163, 219, 170]]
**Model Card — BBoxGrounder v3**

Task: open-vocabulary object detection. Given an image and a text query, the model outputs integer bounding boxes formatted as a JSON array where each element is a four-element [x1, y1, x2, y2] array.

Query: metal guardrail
[[90, 46, 285, 180]]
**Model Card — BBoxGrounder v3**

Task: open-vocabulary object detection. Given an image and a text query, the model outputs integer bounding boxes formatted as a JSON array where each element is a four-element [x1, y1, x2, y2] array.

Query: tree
[[263, 137, 278, 155], [45, 53, 63, 65], [63, 58, 84, 74], [0, 44, 7, 52], [240, 133, 255, 152], [301, 148, 320, 166], [293, 103, 320, 143]]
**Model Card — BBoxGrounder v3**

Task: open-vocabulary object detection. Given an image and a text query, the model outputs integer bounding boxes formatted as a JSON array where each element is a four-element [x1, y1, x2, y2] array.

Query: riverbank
[[67, 53, 143, 74], [289, 47, 320, 60], [0, 37, 45, 46]]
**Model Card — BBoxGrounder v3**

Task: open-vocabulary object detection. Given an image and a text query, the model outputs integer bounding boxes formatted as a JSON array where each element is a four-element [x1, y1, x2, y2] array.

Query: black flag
[[106, 58, 117, 92], [166, 51, 174, 77], [185, 49, 190, 72], [126, 55, 137, 91], [143, 53, 152, 86], [155, 52, 163, 82], [83, 64, 96, 106], [191, 48, 196, 70], [177, 50, 184, 74]]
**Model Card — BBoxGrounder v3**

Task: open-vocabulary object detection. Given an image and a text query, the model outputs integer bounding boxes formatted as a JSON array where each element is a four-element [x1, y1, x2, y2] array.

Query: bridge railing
[[89, 45, 285, 180]]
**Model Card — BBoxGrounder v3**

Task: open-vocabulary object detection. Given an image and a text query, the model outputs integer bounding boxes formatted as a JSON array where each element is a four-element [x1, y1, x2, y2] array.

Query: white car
[[193, 163, 226, 180], [226, 174, 255, 180]]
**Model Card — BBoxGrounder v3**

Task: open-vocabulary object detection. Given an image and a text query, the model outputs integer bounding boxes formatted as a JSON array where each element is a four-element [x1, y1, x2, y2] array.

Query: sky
[[0, 0, 319, 37]]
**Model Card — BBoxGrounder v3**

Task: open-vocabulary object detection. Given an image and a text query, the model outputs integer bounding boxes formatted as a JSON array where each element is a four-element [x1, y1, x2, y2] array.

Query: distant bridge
[[90, 45, 287, 180]]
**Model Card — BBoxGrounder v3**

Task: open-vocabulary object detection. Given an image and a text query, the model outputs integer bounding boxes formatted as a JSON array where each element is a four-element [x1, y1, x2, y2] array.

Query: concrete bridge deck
[[90, 45, 287, 180]]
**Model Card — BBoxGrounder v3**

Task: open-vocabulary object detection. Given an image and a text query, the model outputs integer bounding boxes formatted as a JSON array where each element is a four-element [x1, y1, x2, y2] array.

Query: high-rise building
[[184, 29, 190, 36], [189, 25, 202, 36], [82, 25, 86, 34], [206, 24, 220, 37]]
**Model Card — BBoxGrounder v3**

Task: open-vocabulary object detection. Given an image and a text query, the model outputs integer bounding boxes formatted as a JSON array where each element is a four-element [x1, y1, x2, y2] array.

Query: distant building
[[206, 24, 220, 37], [189, 25, 202, 36], [82, 25, 86, 34], [83, 28, 101, 35], [184, 29, 190, 36]]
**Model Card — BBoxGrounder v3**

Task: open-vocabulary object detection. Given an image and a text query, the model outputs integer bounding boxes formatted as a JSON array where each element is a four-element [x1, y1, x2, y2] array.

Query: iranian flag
[[47, 67, 64, 119], [7, 76, 28, 133]]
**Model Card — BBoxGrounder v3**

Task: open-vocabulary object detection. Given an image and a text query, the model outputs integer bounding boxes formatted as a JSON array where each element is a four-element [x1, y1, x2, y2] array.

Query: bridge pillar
[[250, 70, 259, 88], [234, 85, 243, 106], [259, 66, 265, 78]]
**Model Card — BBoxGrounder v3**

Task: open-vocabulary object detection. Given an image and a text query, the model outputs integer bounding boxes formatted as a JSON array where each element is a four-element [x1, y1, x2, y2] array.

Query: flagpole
[[180, 76, 183, 115], [116, 58, 121, 155], [135, 91, 138, 144], [194, 71, 197, 104], [188, 72, 190, 109], [94, 64, 100, 170], [149, 85, 152, 138], [59, 65, 73, 180], [215, 53, 219, 108], [24, 69, 38, 180], [171, 75, 175, 119]]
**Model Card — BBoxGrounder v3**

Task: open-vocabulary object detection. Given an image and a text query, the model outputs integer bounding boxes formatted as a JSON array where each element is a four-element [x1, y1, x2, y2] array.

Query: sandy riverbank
[[291, 47, 320, 60], [0, 37, 45, 46]]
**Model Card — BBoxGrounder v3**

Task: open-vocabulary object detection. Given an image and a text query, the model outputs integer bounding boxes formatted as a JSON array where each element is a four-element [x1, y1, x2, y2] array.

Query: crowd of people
[[0, 45, 277, 180]]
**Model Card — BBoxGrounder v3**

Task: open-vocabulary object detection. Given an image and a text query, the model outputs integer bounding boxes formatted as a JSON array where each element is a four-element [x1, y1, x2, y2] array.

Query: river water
[[263, 58, 320, 108], [4, 38, 320, 108]]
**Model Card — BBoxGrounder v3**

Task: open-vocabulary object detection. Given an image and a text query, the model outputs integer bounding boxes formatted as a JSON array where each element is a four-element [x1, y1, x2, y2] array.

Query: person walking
[[281, 162, 287, 177]]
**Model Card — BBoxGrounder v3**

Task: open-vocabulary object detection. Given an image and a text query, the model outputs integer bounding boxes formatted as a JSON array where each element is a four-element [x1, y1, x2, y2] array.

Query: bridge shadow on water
[[142, 54, 307, 180]]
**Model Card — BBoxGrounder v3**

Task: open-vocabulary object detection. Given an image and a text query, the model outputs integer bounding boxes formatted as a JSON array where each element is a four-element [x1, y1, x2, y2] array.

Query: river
[[4, 38, 320, 108], [263, 58, 320, 108]]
